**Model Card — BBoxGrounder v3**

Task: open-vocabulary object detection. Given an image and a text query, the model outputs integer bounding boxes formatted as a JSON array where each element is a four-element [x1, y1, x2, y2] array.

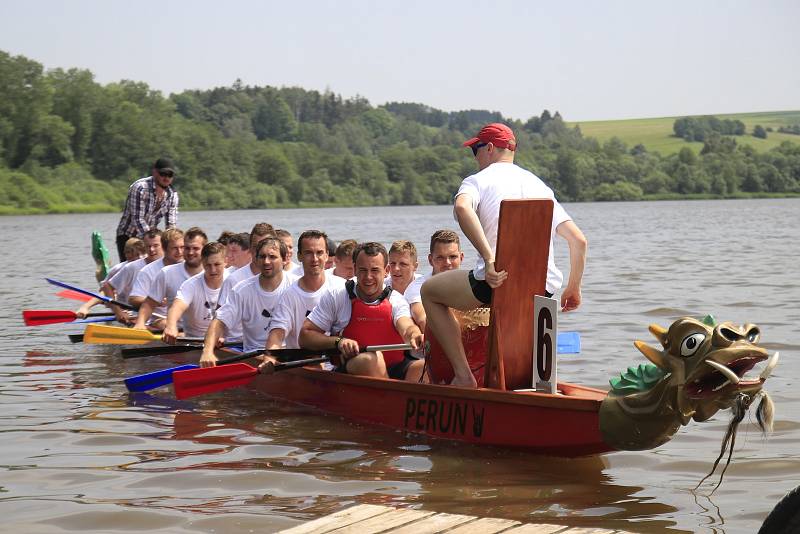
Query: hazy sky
[[1, 1, 798, 122]]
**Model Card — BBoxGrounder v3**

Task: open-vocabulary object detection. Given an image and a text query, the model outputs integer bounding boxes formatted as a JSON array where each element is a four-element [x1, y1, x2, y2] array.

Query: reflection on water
[[1, 199, 798, 533]]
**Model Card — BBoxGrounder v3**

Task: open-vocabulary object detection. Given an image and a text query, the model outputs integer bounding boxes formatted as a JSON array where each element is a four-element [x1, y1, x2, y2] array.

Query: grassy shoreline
[[3, 193, 798, 216]]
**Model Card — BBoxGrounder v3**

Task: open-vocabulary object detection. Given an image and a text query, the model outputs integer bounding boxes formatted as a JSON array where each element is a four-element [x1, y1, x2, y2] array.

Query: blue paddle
[[45, 278, 136, 311], [125, 349, 264, 392], [557, 331, 581, 354]]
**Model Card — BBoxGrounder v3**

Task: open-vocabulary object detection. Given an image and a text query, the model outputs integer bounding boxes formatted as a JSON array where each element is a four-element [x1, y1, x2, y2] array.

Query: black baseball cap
[[154, 157, 176, 175]]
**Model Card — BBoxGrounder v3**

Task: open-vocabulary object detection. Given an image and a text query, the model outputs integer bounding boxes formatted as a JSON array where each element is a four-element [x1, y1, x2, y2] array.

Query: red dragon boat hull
[[246, 367, 614, 457]]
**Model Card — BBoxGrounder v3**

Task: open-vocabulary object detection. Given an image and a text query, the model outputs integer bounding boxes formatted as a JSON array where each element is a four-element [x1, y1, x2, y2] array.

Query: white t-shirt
[[130, 257, 166, 316], [219, 263, 259, 305], [289, 261, 304, 276], [148, 262, 194, 311], [174, 271, 228, 338], [308, 284, 410, 335], [324, 266, 354, 281], [216, 273, 294, 352], [102, 260, 128, 286], [455, 161, 571, 293], [269, 275, 346, 348], [107, 257, 147, 304], [385, 272, 422, 294], [403, 273, 430, 305]]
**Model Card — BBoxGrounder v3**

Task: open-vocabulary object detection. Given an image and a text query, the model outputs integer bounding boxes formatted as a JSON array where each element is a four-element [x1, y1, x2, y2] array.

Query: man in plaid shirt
[[116, 157, 180, 261]]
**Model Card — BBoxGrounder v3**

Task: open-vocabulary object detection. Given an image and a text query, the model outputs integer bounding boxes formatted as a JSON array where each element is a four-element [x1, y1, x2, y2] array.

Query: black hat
[[154, 157, 176, 174]]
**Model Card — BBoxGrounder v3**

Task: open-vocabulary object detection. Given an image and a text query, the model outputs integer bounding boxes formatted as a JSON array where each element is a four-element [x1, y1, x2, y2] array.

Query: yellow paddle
[[83, 324, 204, 345]]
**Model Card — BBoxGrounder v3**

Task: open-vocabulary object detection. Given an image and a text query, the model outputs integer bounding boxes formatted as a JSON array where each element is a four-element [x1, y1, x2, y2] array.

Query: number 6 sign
[[533, 295, 558, 393]]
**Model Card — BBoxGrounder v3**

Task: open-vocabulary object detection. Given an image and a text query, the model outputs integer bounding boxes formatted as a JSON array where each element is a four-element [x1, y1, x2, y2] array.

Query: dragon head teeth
[[704, 360, 740, 385]]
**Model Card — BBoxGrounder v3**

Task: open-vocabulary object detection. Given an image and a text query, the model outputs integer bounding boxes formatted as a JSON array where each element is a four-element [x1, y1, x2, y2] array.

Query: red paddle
[[23, 309, 115, 326], [56, 289, 93, 302], [173, 356, 330, 399]]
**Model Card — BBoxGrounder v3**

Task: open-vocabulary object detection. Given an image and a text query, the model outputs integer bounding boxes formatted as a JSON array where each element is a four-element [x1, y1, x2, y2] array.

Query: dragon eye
[[746, 328, 760, 343], [680, 333, 706, 357]]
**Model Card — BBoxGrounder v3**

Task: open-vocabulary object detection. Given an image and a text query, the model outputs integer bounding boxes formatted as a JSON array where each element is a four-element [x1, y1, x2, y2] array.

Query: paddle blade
[[122, 344, 203, 359], [84, 324, 161, 345], [70, 316, 116, 324], [557, 331, 581, 354], [24, 310, 78, 326], [68, 334, 84, 343], [173, 364, 258, 399], [56, 289, 93, 302], [125, 364, 199, 392]]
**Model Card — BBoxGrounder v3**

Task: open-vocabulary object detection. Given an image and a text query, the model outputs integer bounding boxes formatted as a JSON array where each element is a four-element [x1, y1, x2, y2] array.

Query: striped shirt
[[116, 176, 179, 237]]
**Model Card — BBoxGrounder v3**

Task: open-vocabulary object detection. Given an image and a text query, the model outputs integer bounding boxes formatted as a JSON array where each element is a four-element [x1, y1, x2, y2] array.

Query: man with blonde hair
[[134, 227, 208, 331], [386, 239, 419, 295], [163, 241, 229, 343]]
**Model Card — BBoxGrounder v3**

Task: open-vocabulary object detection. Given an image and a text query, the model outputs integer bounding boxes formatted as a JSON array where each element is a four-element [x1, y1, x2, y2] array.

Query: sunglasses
[[471, 142, 487, 156], [158, 170, 174, 178]]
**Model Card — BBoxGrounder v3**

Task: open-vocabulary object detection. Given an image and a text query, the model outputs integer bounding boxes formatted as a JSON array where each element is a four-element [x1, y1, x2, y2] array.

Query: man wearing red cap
[[421, 123, 587, 388]]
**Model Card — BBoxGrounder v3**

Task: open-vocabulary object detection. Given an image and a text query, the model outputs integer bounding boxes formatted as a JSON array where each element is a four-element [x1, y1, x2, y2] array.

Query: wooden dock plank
[[279, 504, 637, 534], [444, 516, 522, 534], [387, 511, 478, 533], [504, 523, 569, 533], [557, 528, 621, 533], [277, 504, 392, 534], [328, 507, 435, 533]]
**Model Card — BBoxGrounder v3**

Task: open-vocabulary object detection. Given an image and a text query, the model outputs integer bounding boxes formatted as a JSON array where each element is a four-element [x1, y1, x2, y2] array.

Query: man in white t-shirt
[[266, 230, 345, 350], [225, 232, 252, 270], [134, 227, 208, 330], [74, 236, 149, 320], [404, 229, 464, 333], [276, 228, 303, 276], [386, 240, 420, 295], [422, 123, 588, 388], [163, 242, 228, 342], [219, 223, 276, 305], [300, 242, 424, 381], [200, 237, 295, 365], [128, 228, 184, 312], [325, 239, 357, 280]]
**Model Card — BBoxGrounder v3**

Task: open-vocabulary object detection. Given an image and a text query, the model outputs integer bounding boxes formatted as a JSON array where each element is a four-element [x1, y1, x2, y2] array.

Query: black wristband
[[334, 336, 343, 350]]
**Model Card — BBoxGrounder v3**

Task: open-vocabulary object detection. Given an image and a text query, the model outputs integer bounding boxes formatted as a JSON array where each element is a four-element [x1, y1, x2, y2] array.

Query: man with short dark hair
[[200, 237, 294, 367], [266, 230, 344, 350], [404, 229, 464, 333], [115, 157, 179, 261], [225, 232, 251, 270], [215, 223, 278, 342], [300, 242, 424, 381], [422, 123, 587, 388], [326, 239, 357, 280]]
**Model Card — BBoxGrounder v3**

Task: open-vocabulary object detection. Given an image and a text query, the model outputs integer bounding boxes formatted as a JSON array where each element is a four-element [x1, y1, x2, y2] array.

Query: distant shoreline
[[3, 192, 797, 216]]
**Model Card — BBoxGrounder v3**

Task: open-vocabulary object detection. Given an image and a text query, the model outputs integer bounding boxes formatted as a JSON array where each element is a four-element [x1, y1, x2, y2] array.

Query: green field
[[570, 110, 800, 156]]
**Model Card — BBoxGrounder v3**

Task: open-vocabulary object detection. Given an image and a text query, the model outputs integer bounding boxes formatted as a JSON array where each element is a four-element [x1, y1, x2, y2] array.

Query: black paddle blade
[[69, 334, 84, 343], [121, 344, 204, 359]]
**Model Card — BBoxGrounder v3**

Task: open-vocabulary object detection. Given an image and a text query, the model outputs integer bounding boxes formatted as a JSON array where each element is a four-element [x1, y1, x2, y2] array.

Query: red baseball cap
[[462, 123, 517, 151]]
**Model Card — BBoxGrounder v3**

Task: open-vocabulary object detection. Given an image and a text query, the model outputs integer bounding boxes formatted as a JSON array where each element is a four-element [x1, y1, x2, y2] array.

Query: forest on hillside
[[1, 50, 799, 215]]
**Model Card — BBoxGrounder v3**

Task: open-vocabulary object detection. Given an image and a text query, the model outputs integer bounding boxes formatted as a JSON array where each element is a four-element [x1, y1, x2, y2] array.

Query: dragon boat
[[163, 199, 778, 457]]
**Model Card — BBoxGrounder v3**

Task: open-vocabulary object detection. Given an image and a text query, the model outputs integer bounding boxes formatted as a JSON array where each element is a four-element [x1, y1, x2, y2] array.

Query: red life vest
[[341, 280, 405, 367]]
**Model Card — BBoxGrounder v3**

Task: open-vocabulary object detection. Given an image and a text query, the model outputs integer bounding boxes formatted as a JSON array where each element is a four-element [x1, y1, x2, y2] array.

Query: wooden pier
[[278, 504, 636, 534]]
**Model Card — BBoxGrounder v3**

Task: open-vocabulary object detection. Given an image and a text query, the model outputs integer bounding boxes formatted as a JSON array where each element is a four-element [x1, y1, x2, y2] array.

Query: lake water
[[1, 198, 798, 533]]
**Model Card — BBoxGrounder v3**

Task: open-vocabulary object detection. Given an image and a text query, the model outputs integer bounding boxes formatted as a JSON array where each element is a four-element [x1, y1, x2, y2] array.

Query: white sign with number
[[533, 295, 558, 393]]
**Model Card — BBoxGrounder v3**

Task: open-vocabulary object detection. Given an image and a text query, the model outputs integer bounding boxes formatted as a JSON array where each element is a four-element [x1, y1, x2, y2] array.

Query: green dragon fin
[[609, 363, 667, 394], [91, 231, 110, 283]]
